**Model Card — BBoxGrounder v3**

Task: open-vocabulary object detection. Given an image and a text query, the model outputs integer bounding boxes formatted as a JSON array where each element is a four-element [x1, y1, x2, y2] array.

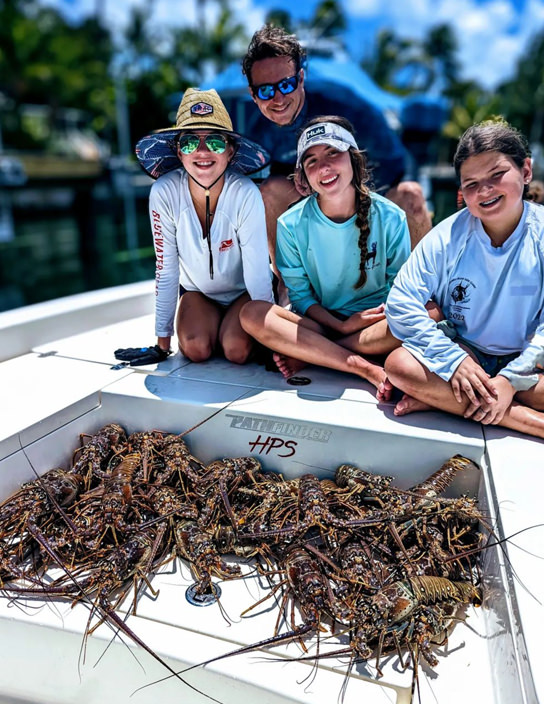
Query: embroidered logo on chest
[[219, 239, 233, 252]]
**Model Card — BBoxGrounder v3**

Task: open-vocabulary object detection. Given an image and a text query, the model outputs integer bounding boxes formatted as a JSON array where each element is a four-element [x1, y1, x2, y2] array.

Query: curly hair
[[454, 118, 531, 198], [242, 25, 306, 85], [298, 115, 373, 289]]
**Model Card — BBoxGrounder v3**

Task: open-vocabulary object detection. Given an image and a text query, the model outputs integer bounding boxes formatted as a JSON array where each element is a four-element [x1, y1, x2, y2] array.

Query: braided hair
[[297, 115, 373, 289]]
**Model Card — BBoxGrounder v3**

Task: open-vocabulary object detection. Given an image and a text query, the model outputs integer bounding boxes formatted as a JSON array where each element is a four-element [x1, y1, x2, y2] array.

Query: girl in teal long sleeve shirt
[[276, 190, 409, 318], [240, 115, 411, 393]]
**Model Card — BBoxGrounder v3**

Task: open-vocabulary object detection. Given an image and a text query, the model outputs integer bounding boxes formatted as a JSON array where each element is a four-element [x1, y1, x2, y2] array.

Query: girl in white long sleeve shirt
[[384, 120, 544, 440], [136, 88, 273, 364]]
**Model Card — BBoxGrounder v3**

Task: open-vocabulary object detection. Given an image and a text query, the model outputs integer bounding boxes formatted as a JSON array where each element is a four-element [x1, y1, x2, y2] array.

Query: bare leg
[[272, 314, 325, 377], [240, 301, 387, 390], [176, 292, 221, 362], [342, 303, 445, 401], [385, 347, 544, 439], [218, 292, 253, 364], [337, 319, 401, 356], [385, 181, 432, 250]]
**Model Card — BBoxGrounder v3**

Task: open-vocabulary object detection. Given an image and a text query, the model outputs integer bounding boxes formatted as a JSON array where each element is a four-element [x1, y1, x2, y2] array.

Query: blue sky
[[42, 0, 544, 89]]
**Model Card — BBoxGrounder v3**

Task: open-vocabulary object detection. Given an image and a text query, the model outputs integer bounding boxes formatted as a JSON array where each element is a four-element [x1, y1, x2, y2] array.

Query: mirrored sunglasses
[[178, 133, 228, 155], [252, 73, 300, 101]]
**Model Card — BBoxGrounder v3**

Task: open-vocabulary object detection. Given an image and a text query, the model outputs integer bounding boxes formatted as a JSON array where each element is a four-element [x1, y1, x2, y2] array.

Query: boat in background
[[0, 280, 542, 704]]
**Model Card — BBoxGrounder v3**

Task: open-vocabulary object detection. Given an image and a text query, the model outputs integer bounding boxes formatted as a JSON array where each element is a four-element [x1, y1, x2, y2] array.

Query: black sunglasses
[[251, 72, 301, 101]]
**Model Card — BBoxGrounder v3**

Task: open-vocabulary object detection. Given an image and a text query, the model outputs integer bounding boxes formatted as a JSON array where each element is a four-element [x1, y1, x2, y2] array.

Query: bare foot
[[394, 393, 433, 416], [273, 352, 307, 379], [377, 377, 395, 403], [346, 354, 387, 391]]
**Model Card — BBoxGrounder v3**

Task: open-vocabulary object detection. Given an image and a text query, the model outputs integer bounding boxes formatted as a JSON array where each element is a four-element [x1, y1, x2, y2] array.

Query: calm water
[[0, 186, 155, 312]]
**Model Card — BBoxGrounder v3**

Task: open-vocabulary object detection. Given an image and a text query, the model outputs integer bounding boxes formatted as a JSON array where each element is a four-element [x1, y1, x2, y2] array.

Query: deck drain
[[286, 376, 311, 386], [185, 582, 221, 606]]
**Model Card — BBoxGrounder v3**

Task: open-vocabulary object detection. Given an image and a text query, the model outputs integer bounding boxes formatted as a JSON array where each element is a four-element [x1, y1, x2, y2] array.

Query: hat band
[[178, 121, 231, 131]]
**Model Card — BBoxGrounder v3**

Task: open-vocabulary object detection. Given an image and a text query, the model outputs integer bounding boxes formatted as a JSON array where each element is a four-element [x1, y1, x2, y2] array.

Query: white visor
[[296, 122, 358, 169]]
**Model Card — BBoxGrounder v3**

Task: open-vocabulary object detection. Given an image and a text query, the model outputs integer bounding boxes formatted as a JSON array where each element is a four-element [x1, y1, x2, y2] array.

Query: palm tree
[[442, 90, 501, 140]]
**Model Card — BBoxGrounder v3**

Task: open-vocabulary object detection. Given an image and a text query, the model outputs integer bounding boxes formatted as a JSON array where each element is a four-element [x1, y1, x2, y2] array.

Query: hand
[[157, 336, 171, 352], [339, 304, 386, 335], [464, 375, 515, 424], [450, 356, 497, 408]]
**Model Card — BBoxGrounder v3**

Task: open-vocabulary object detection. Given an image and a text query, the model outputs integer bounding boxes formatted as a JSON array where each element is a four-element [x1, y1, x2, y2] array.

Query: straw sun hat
[[135, 88, 270, 179]]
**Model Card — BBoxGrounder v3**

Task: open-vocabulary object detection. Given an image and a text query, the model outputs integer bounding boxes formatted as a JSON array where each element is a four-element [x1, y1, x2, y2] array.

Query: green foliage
[[442, 91, 501, 139], [497, 30, 544, 142], [309, 0, 346, 38], [265, 10, 293, 34], [0, 1, 115, 149], [363, 24, 460, 95]]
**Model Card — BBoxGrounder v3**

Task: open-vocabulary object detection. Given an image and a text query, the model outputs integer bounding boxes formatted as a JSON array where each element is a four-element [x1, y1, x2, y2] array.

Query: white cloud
[[343, 0, 382, 16], [346, 0, 544, 88], [38, 0, 544, 89]]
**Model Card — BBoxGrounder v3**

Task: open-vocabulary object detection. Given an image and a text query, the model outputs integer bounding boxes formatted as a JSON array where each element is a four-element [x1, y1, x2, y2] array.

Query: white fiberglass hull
[[0, 282, 541, 704]]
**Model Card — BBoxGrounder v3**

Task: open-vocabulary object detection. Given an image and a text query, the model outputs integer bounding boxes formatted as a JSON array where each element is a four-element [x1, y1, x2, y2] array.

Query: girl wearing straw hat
[[135, 88, 274, 364]]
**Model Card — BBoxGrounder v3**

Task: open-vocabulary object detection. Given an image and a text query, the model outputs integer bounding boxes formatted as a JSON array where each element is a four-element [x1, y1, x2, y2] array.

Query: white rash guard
[[149, 168, 273, 337]]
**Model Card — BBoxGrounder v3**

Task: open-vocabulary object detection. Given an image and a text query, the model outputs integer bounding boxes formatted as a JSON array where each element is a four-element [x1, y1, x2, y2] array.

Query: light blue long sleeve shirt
[[386, 202, 544, 390], [276, 192, 410, 317]]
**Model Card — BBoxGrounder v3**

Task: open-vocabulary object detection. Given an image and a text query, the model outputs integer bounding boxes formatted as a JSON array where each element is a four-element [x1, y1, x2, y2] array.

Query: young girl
[[240, 115, 411, 392], [135, 88, 274, 363], [383, 119, 544, 439]]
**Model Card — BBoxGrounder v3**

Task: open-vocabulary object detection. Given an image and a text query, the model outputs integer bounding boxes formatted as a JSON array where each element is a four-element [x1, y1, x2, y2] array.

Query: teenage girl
[[135, 87, 273, 363], [240, 115, 411, 392], [383, 119, 544, 439]]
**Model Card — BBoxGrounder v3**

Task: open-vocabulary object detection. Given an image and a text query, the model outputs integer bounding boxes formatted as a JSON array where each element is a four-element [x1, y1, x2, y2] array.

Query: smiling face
[[301, 144, 354, 201], [249, 56, 305, 126], [460, 151, 532, 242], [177, 130, 234, 188]]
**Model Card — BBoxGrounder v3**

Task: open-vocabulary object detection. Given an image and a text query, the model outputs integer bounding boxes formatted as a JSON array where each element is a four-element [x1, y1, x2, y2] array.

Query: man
[[242, 25, 432, 280]]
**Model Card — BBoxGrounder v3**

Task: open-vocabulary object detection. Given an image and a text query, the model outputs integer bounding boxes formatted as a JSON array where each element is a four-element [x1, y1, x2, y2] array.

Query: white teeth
[[196, 161, 213, 166], [481, 196, 500, 206], [321, 175, 337, 185]]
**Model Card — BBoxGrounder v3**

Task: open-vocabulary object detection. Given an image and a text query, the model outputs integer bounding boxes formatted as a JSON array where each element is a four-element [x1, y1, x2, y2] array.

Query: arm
[[276, 215, 320, 314], [385, 232, 469, 380], [237, 182, 274, 303], [149, 180, 180, 342], [302, 303, 377, 333], [499, 329, 544, 391]]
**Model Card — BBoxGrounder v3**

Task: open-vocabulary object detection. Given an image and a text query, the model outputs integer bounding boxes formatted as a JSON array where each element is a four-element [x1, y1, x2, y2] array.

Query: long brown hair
[[298, 115, 373, 289]]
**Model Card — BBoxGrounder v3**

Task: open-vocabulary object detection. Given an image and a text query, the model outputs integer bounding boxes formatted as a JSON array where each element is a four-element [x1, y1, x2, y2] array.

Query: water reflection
[[0, 180, 154, 312]]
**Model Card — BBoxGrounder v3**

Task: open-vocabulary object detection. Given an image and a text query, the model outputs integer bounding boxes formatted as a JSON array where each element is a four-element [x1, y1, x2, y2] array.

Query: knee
[[387, 181, 427, 218], [179, 337, 214, 363], [260, 176, 297, 214], [223, 338, 252, 365], [384, 347, 420, 390], [239, 300, 269, 336]]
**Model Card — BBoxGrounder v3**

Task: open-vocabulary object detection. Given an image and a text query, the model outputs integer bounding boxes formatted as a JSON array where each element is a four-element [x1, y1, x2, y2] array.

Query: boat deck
[[0, 282, 542, 704]]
